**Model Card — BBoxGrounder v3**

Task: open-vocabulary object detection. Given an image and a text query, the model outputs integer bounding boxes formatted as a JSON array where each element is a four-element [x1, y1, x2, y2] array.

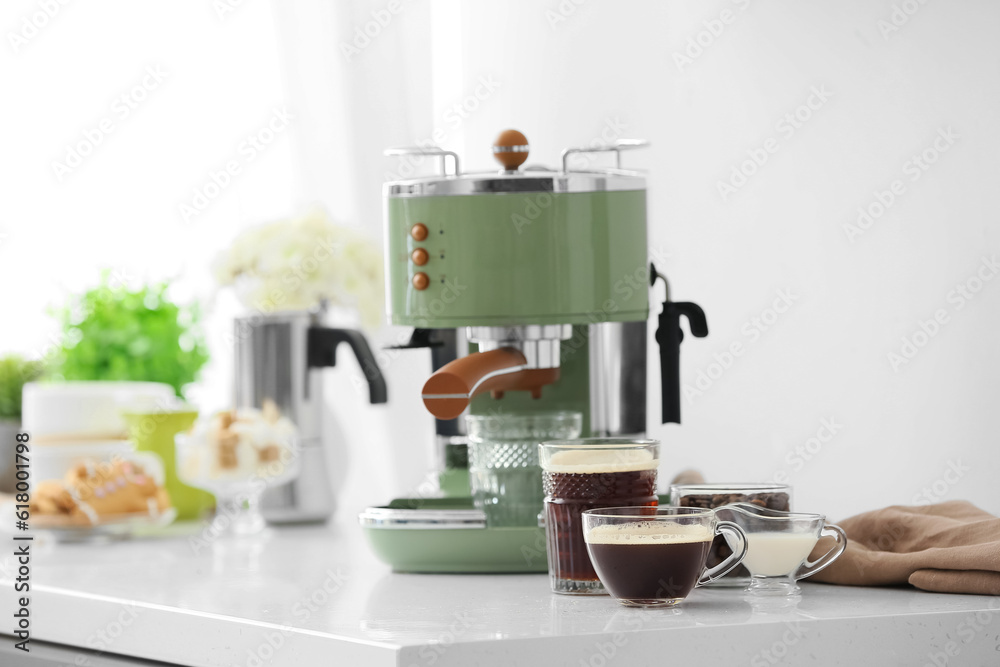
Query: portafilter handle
[[421, 348, 560, 420], [307, 328, 388, 404]]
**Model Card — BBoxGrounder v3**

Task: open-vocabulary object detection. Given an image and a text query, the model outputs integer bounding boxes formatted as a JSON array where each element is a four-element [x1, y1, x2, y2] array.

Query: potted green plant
[[0, 355, 45, 492], [48, 275, 215, 519], [53, 274, 209, 397]]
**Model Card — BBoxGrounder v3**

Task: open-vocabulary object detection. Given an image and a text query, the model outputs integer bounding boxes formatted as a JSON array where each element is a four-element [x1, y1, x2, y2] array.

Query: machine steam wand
[[651, 265, 708, 424]]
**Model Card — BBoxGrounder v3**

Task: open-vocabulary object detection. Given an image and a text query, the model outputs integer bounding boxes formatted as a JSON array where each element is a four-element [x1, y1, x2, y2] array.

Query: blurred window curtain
[[268, 0, 443, 506], [269, 0, 437, 237]]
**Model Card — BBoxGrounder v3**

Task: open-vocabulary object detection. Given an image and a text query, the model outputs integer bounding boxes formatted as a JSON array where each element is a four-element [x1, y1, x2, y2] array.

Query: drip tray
[[359, 497, 548, 574]]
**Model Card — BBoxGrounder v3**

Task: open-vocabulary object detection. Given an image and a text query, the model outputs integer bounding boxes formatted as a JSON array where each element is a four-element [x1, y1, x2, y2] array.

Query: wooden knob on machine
[[410, 223, 429, 241], [411, 248, 429, 266], [492, 129, 529, 171]]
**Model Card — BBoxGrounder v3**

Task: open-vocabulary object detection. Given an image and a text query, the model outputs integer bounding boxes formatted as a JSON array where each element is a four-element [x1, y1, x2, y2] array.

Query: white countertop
[[2, 522, 999, 666]]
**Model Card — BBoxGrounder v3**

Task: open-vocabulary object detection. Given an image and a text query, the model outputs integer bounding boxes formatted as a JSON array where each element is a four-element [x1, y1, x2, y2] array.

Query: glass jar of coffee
[[670, 483, 792, 586]]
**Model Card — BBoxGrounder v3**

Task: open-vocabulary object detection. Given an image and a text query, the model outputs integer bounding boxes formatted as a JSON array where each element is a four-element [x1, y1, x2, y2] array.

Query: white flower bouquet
[[213, 207, 384, 328]]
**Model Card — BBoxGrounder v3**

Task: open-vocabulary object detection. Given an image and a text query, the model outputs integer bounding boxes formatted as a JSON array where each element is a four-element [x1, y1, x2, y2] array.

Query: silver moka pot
[[233, 310, 387, 523]]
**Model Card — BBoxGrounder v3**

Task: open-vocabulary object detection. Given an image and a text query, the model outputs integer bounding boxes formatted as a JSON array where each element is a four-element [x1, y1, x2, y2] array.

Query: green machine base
[[359, 497, 548, 574]]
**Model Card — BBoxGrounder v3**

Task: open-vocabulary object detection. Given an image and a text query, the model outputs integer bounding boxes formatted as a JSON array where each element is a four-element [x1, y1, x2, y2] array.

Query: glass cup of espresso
[[582, 506, 749, 608], [539, 439, 659, 595]]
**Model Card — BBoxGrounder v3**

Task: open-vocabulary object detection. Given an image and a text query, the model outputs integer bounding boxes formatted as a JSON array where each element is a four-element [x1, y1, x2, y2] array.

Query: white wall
[[4, 0, 997, 522], [428, 0, 1000, 518], [279, 0, 999, 519]]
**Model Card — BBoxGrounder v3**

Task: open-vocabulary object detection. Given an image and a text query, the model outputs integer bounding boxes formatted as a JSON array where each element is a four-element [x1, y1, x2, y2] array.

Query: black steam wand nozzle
[[650, 263, 708, 424]]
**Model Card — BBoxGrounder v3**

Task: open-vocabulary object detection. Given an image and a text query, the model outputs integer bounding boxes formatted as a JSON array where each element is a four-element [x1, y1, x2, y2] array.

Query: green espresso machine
[[360, 130, 708, 572]]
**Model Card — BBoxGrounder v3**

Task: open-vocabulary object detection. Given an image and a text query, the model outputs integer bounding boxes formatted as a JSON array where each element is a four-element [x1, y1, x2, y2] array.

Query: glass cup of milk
[[714, 503, 847, 596]]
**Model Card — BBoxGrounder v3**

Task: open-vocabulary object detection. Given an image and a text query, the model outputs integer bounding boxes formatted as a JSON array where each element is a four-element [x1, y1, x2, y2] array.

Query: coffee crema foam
[[585, 522, 713, 545], [542, 448, 658, 474]]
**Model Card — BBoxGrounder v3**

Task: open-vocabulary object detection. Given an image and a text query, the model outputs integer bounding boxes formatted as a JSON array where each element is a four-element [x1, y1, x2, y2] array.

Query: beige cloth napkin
[[811, 500, 1000, 595]]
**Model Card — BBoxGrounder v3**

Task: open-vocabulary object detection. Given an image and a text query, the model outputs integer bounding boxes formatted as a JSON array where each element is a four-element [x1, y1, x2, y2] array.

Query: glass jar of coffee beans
[[670, 483, 792, 586]]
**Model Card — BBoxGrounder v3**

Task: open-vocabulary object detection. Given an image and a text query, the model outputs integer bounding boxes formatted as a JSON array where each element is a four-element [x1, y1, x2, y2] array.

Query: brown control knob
[[410, 223, 428, 241], [411, 248, 429, 266], [412, 272, 430, 290], [492, 129, 529, 171]]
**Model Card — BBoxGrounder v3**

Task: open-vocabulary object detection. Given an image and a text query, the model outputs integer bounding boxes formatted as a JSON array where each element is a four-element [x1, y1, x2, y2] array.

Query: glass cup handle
[[697, 521, 748, 587], [794, 524, 848, 581]]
